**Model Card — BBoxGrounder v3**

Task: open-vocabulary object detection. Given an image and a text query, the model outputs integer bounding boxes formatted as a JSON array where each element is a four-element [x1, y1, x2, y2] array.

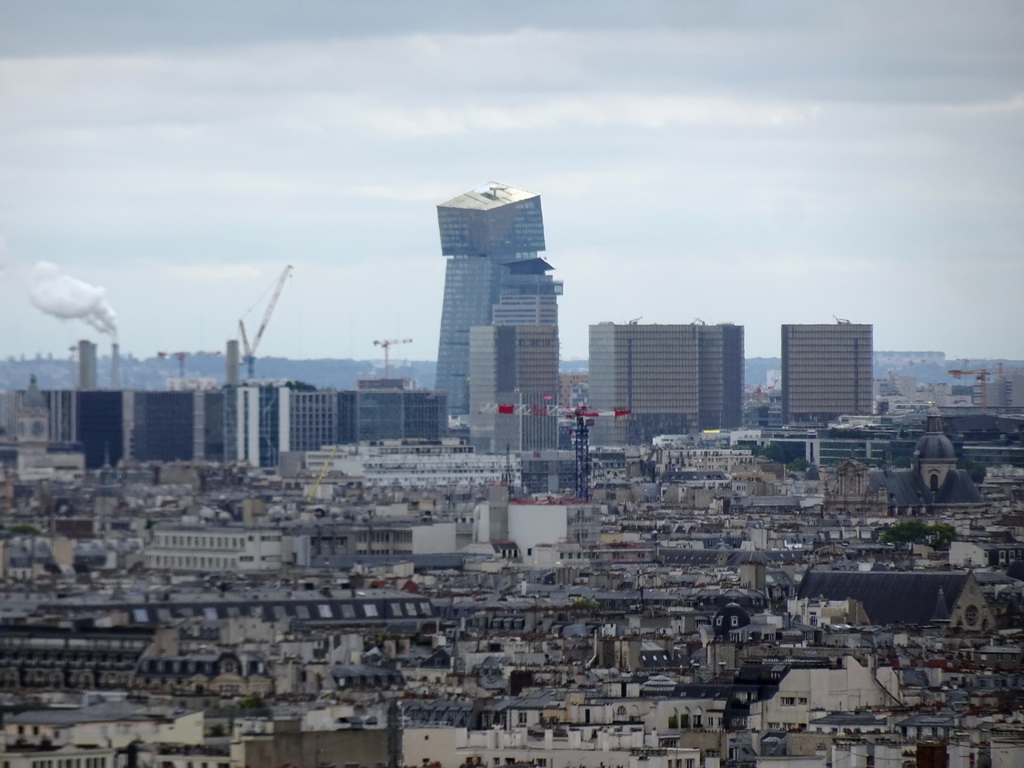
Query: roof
[[797, 570, 973, 626], [6, 701, 149, 726], [867, 466, 983, 507], [438, 183, 538, 211]]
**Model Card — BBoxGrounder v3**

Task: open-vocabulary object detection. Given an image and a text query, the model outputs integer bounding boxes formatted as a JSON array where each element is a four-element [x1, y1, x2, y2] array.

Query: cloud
[[28, 261, 118, 337]]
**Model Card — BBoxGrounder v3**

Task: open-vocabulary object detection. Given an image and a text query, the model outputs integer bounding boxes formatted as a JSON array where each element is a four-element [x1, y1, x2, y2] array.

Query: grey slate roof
[[797, 570, 972, 626], [867, 467, 983, 507]]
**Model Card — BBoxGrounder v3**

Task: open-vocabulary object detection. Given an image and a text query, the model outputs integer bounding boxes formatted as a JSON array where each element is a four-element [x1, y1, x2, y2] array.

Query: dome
[[915, 433, 957, 461], [915, 407, 956, 461]]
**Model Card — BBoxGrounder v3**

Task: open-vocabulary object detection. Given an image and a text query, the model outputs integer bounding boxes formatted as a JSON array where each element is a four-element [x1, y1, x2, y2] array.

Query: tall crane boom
[[948, 367, 999, 414], [373, 338, 413, 379], [240, 265, 293, 380]]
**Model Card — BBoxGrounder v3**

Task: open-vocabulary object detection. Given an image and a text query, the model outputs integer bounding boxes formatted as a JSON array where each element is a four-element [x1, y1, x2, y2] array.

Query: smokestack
[[225, 339, 240, 387], [111, 342, 121, 389], [78, 339, 97, 391]]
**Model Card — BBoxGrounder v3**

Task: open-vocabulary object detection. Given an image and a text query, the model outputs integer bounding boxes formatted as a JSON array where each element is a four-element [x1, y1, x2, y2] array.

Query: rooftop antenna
[[833, 315, 851, 324]]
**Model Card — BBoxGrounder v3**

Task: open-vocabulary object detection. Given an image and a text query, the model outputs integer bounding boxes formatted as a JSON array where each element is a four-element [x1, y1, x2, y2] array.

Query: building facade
[[781, 322, 873, 425], [588, 322, 744, 446], [469, 324, 560, 453], [435, 183, 554, 416]]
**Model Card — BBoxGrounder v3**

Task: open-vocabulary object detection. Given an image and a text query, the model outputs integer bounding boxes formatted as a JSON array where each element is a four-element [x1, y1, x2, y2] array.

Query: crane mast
[[240, 265, 293, 380], [373, 338, 413, 379]]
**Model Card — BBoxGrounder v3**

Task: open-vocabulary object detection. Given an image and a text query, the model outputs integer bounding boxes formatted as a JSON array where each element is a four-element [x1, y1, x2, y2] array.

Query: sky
[[0, 0, 1021, 365]]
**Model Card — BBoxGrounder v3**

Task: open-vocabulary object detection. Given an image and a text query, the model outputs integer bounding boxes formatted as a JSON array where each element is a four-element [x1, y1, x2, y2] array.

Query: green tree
[[880, 521, 957, 551], [962, 461, 987, 484], [763, 443, 786, 464], [879, 521, 930, 546], [926, 524, 957, 551], [786, 458, 810, 472], [8, 524, 41, 535], [238, 694, 264, 709]]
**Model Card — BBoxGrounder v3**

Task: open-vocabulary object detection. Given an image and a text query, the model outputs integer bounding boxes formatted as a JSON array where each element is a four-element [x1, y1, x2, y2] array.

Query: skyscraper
[[781, 322, 873, 425], [588, 322, 744, 446], [468, 324, 560, 453], [435, 183, 559, 416]]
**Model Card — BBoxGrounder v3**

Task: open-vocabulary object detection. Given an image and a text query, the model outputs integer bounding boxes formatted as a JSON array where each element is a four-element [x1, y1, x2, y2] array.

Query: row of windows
[[25, 758, 106, 768], [128, 600, 431, 624]]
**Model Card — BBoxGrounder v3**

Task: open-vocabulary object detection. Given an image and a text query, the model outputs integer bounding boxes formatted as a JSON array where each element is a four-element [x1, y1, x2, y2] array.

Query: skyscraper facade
[[468, 324, 560, 453], [589, 322, 744, 446], [781, 322, 873, 425], [435, 183, 559, 416]]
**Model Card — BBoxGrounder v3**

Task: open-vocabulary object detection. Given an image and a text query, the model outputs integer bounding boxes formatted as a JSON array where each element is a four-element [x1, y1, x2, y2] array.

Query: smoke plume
[[29, 261, 118, 338]]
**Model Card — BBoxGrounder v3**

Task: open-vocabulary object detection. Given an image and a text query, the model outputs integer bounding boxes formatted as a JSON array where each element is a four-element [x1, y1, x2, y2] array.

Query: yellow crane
[[948, 367, 1001, 413], [305, 444, 340, 503]]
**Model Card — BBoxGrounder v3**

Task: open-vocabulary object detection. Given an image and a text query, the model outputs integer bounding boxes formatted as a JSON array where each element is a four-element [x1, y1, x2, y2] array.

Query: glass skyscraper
[[435, 182, 560, 416]]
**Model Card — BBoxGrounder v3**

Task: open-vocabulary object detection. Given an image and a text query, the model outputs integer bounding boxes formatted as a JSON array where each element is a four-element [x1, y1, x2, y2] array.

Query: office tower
[[781, 322, 873, 425], [290, 390, 340, 451], [232, 384, 291, 468], [77, 339, 97, 391], [435, 182, 558, 416], [588, 322, 744, 446], [129, 391, 195, 462], [468, 325, 560, 453], [76, 390, 124, 468], [337, 388, 448, 444]]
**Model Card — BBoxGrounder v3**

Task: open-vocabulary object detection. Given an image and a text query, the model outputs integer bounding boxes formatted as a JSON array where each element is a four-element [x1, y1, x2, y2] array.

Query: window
[[781, 697, 795, 706], [518, 712, 528, 725]]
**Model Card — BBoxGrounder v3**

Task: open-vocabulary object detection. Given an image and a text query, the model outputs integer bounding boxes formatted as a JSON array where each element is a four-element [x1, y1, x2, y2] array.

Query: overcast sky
[[1, 0, 1021, 366]]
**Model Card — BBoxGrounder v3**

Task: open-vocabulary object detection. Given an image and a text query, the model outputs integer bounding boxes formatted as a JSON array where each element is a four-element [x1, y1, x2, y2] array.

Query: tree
[[880, 521, 930, 546], [786, 458, 810, 473], [8, 524, 41, 536], [962, 461, 987, 484], [763, 443, 786, 464], [880, 521, 957, 551], [238, 694, 264, 709]]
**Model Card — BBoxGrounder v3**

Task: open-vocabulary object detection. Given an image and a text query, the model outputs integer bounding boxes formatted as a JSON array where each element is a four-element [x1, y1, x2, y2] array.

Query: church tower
[[16, 376, 50, 475]]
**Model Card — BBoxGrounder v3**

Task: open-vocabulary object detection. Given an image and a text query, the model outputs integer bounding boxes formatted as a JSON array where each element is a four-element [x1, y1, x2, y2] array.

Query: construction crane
[[306, 444, 340, 503], [483, 403, 631, 500], [158, 350, 222, 378], [373, 338, 413, 379], [239, 265, 293, 380], [948, 367, 1001, 413]]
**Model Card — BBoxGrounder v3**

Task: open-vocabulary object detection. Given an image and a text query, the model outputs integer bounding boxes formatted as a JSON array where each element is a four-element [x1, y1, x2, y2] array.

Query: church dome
[[915, 407, 956, 461]]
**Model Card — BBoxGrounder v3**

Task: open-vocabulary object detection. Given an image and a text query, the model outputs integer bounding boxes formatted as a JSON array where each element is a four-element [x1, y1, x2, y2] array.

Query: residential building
[[144, 525, 284, 572], [781, 322, 873, 425], [588, 322, 744, 446]]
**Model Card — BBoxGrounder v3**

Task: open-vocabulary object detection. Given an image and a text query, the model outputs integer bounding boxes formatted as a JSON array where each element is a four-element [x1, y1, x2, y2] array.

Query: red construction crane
[[373, 338, 413, 378], [482, 402, 631, 500]]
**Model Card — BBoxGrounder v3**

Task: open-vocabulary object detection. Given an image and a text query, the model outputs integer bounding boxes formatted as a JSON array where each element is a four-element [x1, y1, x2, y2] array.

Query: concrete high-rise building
[[588, 322, 744, 446], [468, 324, 560, 453], [77, 340, 97, 391], [781, 322, 873, 425], [435, 183, 560, 416]]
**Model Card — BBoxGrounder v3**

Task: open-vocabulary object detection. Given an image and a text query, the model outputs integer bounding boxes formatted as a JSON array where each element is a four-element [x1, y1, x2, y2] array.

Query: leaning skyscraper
[[436, 183, 559, 416]]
